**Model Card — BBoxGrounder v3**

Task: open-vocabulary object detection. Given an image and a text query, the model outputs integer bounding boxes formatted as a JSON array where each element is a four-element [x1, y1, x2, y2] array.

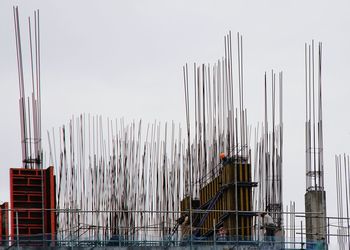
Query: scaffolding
[[0, 208, 341, 249]]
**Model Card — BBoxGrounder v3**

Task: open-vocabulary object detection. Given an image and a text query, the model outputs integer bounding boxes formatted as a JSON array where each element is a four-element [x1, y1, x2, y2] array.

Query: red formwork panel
[[0, 202, 9, 246], [9, 167, 56, 244]]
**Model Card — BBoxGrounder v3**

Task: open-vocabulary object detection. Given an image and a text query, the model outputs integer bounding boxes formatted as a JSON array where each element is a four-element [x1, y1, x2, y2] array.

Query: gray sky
[[1, 0, 350, 219]]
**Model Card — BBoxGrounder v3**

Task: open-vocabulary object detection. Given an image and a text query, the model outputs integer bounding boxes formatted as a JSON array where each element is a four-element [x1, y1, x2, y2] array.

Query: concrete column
[[305, 190, 327, 244]]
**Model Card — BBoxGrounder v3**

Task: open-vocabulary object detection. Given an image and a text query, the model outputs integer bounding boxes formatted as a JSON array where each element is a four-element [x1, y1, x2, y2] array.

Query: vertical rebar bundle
[[305, 41, 324, 191], [49, 116, 185, 242], [183, 32, 249, 198], [253, 71, 283, 227], [13, 6, 42, 169], [335, 154, 350, 250]]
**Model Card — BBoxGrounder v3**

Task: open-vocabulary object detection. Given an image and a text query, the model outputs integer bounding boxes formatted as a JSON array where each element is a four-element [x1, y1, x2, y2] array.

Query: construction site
[[1, 4, 350, 250]]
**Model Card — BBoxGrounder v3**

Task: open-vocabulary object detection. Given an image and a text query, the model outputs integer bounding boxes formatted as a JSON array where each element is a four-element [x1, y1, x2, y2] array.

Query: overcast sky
[[1, 0, 350, 219]]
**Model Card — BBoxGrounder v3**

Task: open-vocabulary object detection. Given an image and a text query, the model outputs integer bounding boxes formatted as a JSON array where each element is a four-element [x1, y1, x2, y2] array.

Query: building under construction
[[2, 7, 349, 250]]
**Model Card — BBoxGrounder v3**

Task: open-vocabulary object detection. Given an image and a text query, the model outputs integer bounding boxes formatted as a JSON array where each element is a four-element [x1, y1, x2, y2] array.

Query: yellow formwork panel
[[196, 160, 254, 239]]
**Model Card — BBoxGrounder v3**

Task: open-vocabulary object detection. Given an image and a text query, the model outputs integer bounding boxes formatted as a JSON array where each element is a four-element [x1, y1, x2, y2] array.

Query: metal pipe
[[16, 211, 19, 249]]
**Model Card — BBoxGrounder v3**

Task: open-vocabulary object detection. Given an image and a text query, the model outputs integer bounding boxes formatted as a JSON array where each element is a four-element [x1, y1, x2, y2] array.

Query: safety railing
[[0, 208, 341, 249]]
